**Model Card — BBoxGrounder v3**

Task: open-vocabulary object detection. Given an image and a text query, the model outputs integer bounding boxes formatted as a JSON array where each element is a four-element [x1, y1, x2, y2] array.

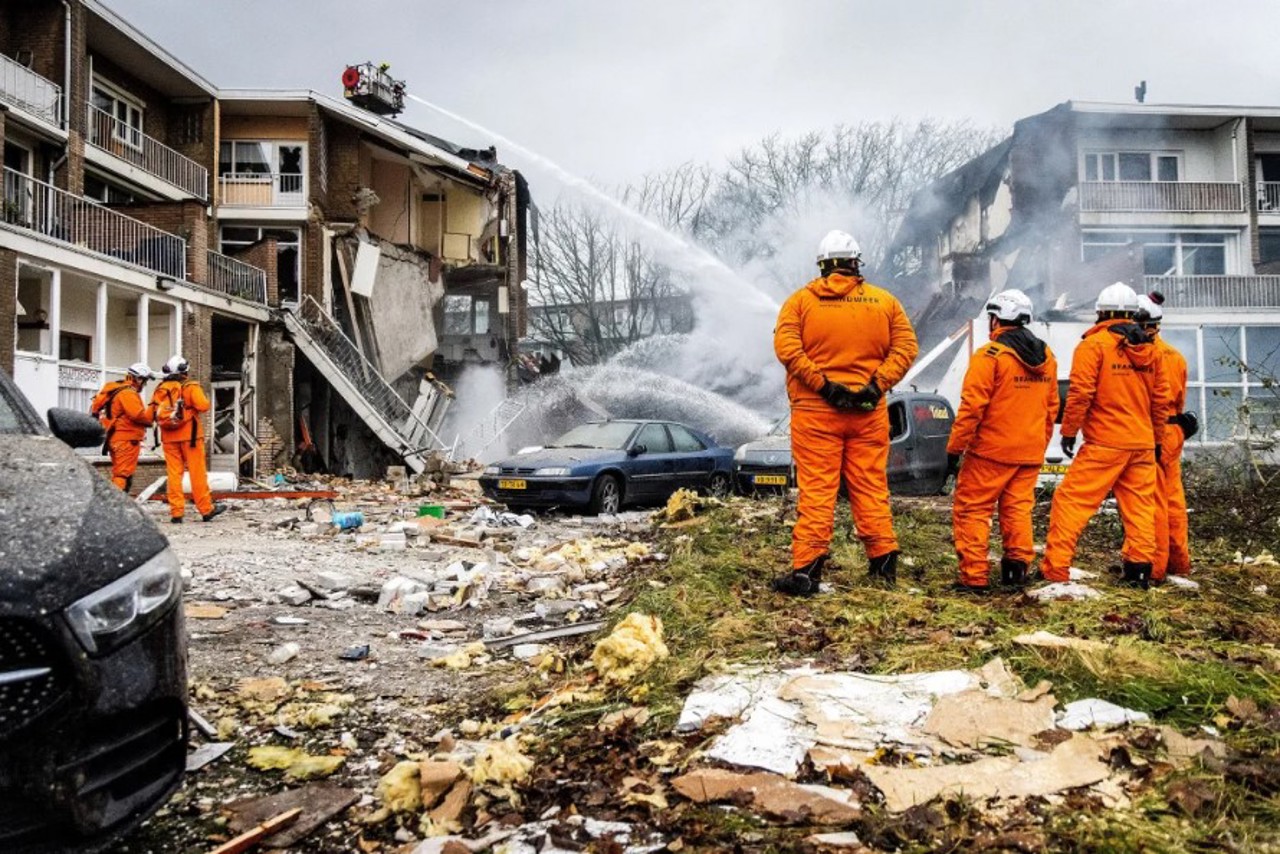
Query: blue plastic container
[[332, 511, 365, 530]]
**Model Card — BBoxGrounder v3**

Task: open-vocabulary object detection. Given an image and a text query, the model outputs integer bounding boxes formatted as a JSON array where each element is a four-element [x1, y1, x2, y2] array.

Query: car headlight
[[64, 548, 182, 655], [533, 467, 572, 477], [483, 465, 501, 475]]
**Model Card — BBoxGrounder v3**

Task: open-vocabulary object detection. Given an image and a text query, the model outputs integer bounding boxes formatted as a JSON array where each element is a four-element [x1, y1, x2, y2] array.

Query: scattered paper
[[672, 768, 860, 824], [1057, 698, 1150, 730], [1029, 582, 1103, 601]]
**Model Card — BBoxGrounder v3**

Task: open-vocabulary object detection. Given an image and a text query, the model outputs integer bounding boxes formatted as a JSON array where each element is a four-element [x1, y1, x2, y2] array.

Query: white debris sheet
[[1057, 698, 1151, 731]]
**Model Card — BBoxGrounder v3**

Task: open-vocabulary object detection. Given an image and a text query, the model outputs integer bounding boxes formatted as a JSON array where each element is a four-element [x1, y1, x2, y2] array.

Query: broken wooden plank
[[485, 620, 608, 649], [334, 244, 366, 357], [224, 785, 359, 848], [206, 807, 301, 854]]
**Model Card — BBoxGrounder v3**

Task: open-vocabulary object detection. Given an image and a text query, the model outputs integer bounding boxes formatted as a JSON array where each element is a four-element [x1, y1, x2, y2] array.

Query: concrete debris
[[468, 506, 535, 528], [1028, 582, 1103, 602], [277, 585, 313, 606], [267, 642, 301, 665], [1057, 698, 1151, 730]]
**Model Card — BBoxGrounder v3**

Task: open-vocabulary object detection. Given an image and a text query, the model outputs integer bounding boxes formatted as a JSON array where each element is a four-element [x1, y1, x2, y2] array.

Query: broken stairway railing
[[468, 392, 530, 460], [283, 295, 452, 472]]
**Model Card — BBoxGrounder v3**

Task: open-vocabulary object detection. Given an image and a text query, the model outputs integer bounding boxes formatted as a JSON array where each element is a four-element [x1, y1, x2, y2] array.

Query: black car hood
[[0, 434, 168, 613], [504, 448, 624, 468]]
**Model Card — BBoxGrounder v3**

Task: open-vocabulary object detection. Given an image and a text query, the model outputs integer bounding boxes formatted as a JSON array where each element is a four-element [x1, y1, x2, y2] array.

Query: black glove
[[848, 379, 883, 411], [1155, 444, 1162, 463], [1060, 435, 1077, 458], [946, 453, 961, 478], [819, 378, 859, 410], [1177, 411, 1200, 440]]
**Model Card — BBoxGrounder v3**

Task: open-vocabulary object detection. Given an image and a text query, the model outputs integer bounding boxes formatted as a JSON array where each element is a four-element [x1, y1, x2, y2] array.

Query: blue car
[[479, 419, 735, 514]]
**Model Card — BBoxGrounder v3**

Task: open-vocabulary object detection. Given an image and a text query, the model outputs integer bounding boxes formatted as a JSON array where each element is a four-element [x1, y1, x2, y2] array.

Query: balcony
[[1257, 182, 1280, 213], [1146, 275, 1280, 309], [0, 53, 62, 128], [86, 104, 208, 200], [218, 172, 305, 209], [206, 249, 267, 304], [2, 167, 186, 279], [1080, 182, 1245, 213]]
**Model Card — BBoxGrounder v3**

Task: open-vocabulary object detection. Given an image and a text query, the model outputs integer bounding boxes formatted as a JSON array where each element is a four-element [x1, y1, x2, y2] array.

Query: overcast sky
[[111, 0, 1280, 188]]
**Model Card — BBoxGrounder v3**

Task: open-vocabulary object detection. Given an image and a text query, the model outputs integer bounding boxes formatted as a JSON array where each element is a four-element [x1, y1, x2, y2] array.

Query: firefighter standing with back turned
[[91, 362, 157, 492], [1042, 282, 1170, 588], [946, 290, 1059, 592], [151, 355, 226, 524], [1128, 291, 1197, 581], [772, 230, 919, 595]]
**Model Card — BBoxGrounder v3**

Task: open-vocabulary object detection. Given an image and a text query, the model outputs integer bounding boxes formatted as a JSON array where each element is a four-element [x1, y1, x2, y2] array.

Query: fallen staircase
[[283, 295, 452, 473], [469, 393, 530, 460]]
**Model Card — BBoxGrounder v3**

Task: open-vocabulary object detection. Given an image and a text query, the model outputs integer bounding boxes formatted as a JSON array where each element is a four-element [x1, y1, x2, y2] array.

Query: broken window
[[443, 295, 473, 335], [474, 299, 491, 335], [220, 226, 301, 302]]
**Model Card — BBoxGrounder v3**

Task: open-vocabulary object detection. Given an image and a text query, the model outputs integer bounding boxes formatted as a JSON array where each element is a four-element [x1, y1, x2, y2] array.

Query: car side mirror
[[47, 407, 106, 449], [628, 444, 647, 457]]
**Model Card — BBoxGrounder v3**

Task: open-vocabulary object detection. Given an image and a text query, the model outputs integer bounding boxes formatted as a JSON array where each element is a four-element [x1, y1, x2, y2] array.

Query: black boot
[[868, 550, 899, 586], [1000, 558, 1029, 588], [1120, 561, 1152, 590], [772, 555, 827, 597]]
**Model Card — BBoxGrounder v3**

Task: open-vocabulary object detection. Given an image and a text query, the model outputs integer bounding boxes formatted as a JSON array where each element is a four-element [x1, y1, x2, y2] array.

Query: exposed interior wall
[[220, 115, 309, 140], [368, 157, 412, 244], [444, 185, 488, 263], [346, 236, 446, 380]]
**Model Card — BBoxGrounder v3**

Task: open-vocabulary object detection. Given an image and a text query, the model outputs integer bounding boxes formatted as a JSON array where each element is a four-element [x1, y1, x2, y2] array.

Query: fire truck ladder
[[283, 296, 451, 473]]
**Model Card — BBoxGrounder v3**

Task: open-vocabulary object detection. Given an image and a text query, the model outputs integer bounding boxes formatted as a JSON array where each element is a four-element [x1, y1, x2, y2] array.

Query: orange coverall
[[1124, 335, 1190, 579], [151, 378, 213, 520], [1042, 320, 1171, 581], [946, 326, 1059, 586], [774, 272, 919, 568], [91, 380, 154, 491]]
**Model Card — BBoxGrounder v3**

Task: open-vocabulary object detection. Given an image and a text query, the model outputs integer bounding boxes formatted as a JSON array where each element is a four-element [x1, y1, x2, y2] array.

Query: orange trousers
[[108, 438, 142, 491], [1042, 443, 1157, 582], [1138, 426, 1190, 580], [163, 441, 214, 519], [791, 405, 898, 568], [952, 455, 1039, 586]]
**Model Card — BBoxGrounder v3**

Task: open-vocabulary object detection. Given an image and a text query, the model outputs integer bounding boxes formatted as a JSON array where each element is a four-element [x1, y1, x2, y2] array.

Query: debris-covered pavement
[[119, 474, 1280, 853]]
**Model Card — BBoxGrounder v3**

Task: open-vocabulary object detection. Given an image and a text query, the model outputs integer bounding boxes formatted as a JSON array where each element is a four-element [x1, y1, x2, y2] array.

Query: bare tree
[[529, 203, 692, 365]]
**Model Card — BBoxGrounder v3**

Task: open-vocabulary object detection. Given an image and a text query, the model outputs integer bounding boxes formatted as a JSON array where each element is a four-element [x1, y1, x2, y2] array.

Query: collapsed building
[[0, 0, 530, 483], [891, 100, 1280, 448]]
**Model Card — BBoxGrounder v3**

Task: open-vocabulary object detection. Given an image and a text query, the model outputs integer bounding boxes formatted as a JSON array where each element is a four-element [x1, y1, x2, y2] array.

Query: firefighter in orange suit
[[1131, 292, 1196, 580], [151, 355, 226, 524], [772, 230, 919, 595], [1042, 283, 1170, 588], [91, 362, 156, 492], [946, 290, 1059, 591]]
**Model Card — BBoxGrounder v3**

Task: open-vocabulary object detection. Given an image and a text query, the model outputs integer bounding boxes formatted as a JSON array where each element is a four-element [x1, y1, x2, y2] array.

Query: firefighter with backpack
[[91, 362, 157, 492], [152, 355, 225, 523]]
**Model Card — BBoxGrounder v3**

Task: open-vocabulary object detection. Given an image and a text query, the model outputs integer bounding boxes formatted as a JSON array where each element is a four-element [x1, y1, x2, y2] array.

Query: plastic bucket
[[332, 511, 365, 530], [416, 504, 445, 519], [181, 471, 238, 494]]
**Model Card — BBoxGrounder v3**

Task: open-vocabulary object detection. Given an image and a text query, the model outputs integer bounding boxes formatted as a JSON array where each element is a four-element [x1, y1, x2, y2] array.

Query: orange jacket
[[151, 378, 210, 445], [91, 380, 153, 442], [1156, 336, 1187, 414], [774, 273, 919, 411], [946, 326, 1060, 465], [1060, 319, 1170, 451]]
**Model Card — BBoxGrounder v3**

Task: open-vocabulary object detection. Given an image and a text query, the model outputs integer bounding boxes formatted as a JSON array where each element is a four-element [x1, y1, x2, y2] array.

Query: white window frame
[[90, 77, 144, 151], [1082, 150, 1182, 183], [1081, 229, 1236, 276]]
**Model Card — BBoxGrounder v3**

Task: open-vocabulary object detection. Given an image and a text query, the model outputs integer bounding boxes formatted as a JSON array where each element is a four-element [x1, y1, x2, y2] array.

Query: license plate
[[498, 479, 527, 490], [754, 475, 788, 486], [1040, 464, 1069, 476]]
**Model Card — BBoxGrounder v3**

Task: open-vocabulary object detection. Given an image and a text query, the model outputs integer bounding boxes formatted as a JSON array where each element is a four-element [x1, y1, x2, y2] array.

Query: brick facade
[[0, 247, 16, 376], [231, 237, 279, 307], [117, 200, 209, 284]]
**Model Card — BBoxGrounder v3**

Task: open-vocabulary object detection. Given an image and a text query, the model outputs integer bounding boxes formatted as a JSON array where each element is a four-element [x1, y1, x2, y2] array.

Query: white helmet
[[816, 230, 862, 263], [985, 289, 1033, 324], [1136, 293, 1164, 324], [126, 362, 155, 381], [1095, 282, 1140, 314], [163, 355, 189, 375]]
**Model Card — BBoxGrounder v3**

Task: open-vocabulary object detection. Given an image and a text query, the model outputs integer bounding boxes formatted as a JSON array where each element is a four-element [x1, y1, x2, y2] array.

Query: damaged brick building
[[0, 0, 530, 483]]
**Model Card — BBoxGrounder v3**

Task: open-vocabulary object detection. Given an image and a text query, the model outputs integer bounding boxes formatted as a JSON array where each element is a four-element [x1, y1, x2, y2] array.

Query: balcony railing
[[86, 104, 208, 200], [206, 250, 267, 304], [1080, 181, 1245, 213], [1, 167, 186, 279], [218, 172, 306, 208], [0, 53, 62, 127], [1257, 182, 1280, 213], [1146, 275, 1280, 309]]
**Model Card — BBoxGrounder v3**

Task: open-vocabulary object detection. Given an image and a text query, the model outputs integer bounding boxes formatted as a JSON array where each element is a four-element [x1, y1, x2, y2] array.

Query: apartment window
[[58, 332, 92, 362], [90, 81, 143, 150], [1084, 151, 1180, 182], [442, 295, 491, 335], [1260, 228, 1280, 265], [1157, 325, 1280, 443], [219, 141, 305, 196], [84, 174, 136, 205], [219, 141, 271, 176], [220, 226, 301, 302], [1082, 231, 1230, 276]]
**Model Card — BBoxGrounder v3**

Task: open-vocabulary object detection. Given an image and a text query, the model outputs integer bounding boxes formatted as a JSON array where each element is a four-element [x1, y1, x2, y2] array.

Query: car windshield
[[0, 377, 39, 435], [548, 421, 639, 449]]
